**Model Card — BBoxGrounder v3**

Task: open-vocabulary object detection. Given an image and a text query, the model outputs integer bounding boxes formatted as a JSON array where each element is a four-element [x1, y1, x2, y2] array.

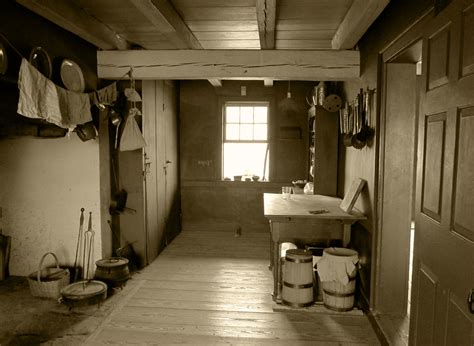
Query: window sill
[[181, 180, 284, 188]]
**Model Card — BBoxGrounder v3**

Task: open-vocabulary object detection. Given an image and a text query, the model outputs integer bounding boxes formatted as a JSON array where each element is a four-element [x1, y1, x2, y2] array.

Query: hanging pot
[[76, 122, 97, 142], [343, 134, 353, 147], [109, 189, 128, 214]]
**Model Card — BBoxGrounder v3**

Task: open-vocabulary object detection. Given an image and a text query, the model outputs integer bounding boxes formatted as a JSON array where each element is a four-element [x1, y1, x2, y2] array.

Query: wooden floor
[[86, 230, 380, 345]]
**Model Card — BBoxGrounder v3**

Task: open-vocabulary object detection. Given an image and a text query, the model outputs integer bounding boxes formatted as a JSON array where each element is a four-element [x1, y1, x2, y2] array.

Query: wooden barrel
[[282, 249, 313, 307], [320, 248, 358, 312]]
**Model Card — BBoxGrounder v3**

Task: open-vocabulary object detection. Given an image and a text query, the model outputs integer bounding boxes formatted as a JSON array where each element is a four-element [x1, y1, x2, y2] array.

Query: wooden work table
[[263, 193, 366, 302]]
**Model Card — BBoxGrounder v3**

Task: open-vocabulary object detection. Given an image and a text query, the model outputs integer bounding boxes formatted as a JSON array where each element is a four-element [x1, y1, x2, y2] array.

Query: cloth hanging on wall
[[90, 82, 118, 107], [119, 108, 146, 151], [17, 58, 92, 128]]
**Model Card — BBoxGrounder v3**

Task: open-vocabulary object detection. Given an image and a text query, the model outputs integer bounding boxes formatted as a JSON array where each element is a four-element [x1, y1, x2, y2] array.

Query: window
[[223, 102, 269, 181]]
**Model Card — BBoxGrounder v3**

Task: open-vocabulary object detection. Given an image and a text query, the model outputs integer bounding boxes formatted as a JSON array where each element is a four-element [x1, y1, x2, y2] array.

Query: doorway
[[375, 39, 422, 342]]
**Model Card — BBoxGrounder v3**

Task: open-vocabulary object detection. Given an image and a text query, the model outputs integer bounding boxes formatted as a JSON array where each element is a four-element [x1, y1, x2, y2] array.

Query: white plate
[[0, 42, 7, 75], [60, 59, 85, 92], [29, 47, 52, 78]]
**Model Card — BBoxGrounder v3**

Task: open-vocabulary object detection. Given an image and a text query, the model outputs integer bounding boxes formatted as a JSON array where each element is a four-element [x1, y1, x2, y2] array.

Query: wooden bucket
[[282, 249, 313, 307], [320, 248, 358, 312]]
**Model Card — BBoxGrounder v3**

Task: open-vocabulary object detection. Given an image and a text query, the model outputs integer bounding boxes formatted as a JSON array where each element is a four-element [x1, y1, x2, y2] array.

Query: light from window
[[223, 103, 269, 181]]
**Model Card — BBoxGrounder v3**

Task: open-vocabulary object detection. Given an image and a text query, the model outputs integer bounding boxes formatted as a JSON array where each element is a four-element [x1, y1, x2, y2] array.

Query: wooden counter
[[263, 193, 366, 302]]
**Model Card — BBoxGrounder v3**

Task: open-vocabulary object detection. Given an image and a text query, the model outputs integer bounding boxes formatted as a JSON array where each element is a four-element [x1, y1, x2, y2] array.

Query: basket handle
[[37, 252, 60, 282]]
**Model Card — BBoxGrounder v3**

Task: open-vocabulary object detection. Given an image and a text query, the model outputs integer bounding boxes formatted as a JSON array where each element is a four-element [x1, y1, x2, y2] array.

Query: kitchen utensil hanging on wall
[[60, 59, 85, 92], [0, 41, 8, 75], [29, 47, 52, 79], [109, 108, 121, 149]]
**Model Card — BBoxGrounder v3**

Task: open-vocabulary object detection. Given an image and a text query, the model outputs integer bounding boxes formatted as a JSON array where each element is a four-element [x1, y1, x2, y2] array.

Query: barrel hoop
[[285, 257, 312, 263], [282, 299, 314, 308], [324, 303, 353, 312], [283, 281, 313, 289], [323, 289, 354, 298]]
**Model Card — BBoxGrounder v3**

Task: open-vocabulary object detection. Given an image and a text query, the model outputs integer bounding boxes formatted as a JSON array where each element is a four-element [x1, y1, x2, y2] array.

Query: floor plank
[[86, 230, 380, 345]]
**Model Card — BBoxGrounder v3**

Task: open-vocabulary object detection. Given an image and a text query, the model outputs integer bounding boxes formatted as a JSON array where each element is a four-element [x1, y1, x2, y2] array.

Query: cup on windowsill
[[281, 186, 292, 200]]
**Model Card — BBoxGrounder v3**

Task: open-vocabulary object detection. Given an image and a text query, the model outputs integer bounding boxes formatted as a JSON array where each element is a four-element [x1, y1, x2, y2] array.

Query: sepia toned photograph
[[0, 0, 472, 344]]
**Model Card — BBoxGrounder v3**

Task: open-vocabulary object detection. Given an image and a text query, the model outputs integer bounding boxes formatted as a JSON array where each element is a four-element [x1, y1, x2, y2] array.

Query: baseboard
[[182, 221, 269, 234], [366, 310, 390, 346]]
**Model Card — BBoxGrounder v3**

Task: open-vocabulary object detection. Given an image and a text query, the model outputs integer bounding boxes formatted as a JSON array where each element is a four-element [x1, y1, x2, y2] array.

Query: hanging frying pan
[[0, 42, 7, 75], [29, 47, 52, 78]]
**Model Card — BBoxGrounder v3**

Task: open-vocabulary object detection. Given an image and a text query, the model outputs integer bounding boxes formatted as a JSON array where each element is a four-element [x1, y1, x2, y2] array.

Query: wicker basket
[[27, 252, 70, 299]]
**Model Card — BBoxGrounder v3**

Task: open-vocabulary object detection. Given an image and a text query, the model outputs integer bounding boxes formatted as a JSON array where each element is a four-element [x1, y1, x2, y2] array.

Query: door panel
[[421, 113, 445, 221], [452, 107, 474, 241], [415, 266, 437, 345], [412, 0, 474, 344], [428, 24, 451, 90], [460, 4, 474, 76], [446, 295, 473, 345]]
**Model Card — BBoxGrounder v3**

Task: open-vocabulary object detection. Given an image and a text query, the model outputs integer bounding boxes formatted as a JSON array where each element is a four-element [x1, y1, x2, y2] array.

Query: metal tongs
[[82, 212, 95, 288]]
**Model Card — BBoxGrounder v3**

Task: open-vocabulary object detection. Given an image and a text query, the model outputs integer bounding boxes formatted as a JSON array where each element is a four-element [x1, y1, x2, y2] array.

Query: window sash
[[223, 103, 269, 142]]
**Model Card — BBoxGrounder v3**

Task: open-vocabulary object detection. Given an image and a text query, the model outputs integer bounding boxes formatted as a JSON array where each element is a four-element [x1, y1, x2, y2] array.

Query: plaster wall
[[0, 2, 105, 276], [0, 137, 102, 276]]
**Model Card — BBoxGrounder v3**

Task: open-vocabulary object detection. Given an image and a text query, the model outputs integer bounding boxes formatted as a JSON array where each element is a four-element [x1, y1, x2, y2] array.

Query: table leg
[[269, 221, 273, 271], [272, 240, 280, 302], [343, 224, 351, 247]]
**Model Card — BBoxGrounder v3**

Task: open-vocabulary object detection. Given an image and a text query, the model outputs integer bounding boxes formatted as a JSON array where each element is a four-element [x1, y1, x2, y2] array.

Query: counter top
[[263, 193, 366, 221]]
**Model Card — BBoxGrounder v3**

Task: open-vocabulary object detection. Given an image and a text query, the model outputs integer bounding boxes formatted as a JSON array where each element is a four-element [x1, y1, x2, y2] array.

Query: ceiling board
[[276, 20, 342, 31], [172, 0, 256, 7], [140, 41, 181, 49], [175, 7, 257, 21], [277, 6, 352, 20], [200, 40, 261, 49], [187, 21, 258, 32], [278, 0, 352, 5], [276, 30, 335, 40], [194, 31, 260, 40], [275, 40, 332, 49]]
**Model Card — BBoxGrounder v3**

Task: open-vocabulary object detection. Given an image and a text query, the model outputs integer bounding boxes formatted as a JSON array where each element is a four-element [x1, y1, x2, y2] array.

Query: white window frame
[[222, 101, 270, 180]]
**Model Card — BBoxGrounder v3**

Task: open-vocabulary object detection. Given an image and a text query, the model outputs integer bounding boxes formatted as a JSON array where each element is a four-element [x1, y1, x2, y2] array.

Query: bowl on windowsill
[[292, 180, 307, 189], [233, 175, 242, 181]]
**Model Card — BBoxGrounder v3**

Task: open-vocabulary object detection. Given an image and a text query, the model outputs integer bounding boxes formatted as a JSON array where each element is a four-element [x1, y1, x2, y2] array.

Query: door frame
[[373, 7, 434, 313]]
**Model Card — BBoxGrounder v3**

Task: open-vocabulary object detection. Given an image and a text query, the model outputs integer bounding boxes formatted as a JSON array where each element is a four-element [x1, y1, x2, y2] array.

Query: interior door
[[142, 80, 166, 264], [163, 81, 180, 244], [411, 0, 474, 344]]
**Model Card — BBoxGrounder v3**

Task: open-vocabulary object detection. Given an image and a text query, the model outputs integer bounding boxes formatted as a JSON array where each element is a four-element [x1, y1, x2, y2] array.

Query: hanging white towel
[[17, 58, 92, 128], [17, 58, 62, 126], [317, 247, 358, 285]]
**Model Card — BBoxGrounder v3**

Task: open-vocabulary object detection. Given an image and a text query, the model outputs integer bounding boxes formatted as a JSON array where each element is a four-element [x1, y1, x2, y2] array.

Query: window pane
[[226, 107, 240, 123], [223, 143, 269, 180], [240, 124, 253, 140], [226, 124, 239, 140], [254, 107, 268, 123], [240, 107, 253, 123], [254, 124, 267, 140]]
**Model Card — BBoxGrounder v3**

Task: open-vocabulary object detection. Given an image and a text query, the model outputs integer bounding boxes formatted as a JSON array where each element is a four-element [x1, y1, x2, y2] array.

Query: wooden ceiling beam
[[129, 0, 202, 49], [331, 0, 390, 49], [16, 0, 129, 50], [98, 49, 360, 80], [256, 0, 276, 49]]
